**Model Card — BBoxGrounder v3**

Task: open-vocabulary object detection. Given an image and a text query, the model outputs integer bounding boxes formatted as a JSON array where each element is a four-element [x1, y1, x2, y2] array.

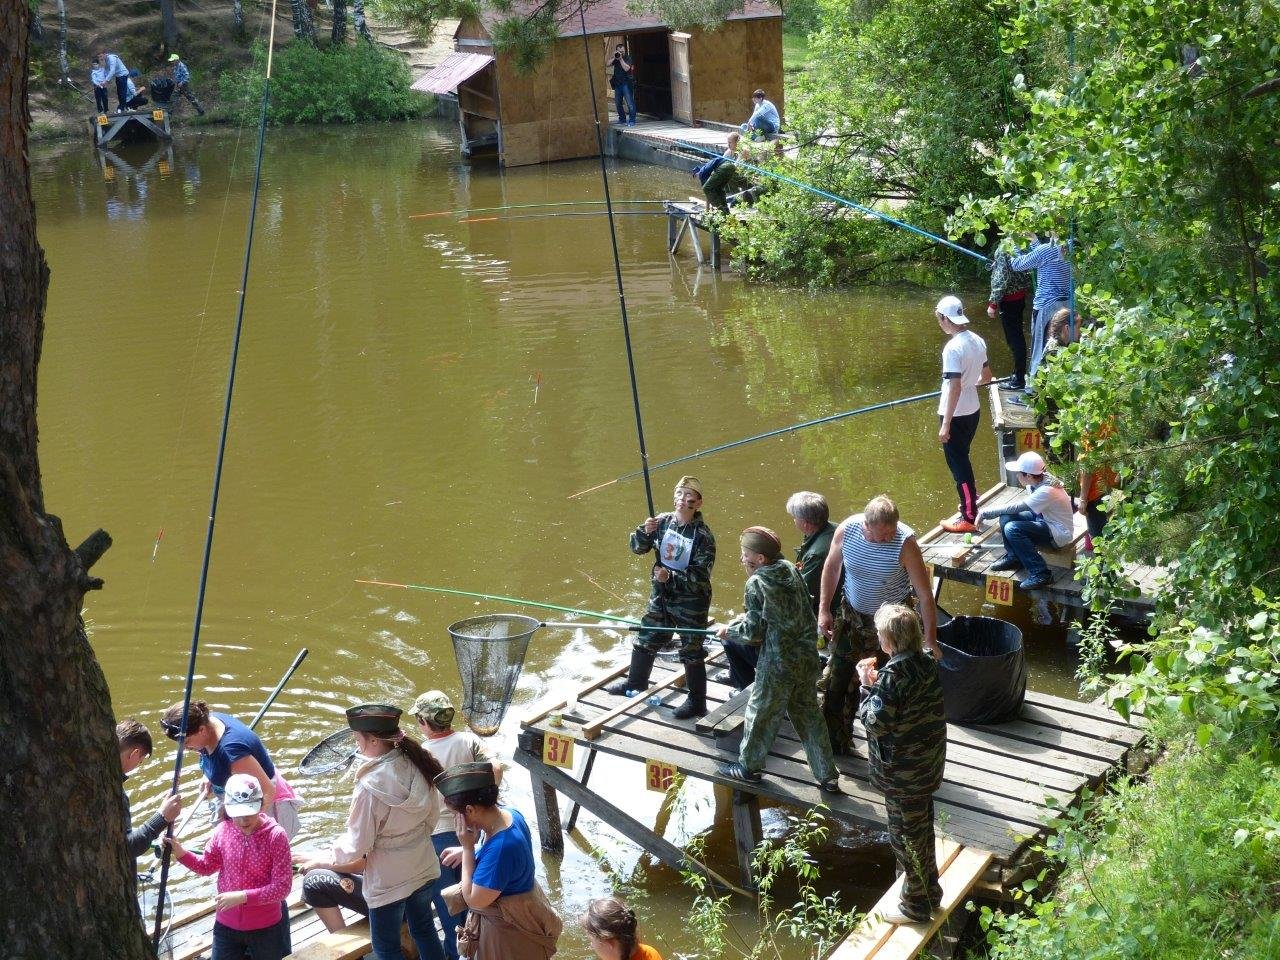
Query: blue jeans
[[432, 831, 464, 960], [740, 117, 778, 138], [999, 511, 1055, 577], [614, 83, 636, 123], [368, 880, 444, 960]]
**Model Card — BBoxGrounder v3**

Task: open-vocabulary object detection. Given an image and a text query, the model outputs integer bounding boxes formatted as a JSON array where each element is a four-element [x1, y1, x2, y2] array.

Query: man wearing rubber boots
[[818, 495, 939, 754], [712, 527, 839, 793], [607, 476, 716, 720]]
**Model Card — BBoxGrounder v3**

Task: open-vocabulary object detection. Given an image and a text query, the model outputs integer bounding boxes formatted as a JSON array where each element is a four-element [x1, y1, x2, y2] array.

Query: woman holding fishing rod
[[606, 476, 716, 720], [161, 699, 302, 839]]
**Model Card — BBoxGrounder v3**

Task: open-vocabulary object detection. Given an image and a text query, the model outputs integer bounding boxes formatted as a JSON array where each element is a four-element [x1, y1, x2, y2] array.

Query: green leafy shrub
[[221, 40, 428, 124]]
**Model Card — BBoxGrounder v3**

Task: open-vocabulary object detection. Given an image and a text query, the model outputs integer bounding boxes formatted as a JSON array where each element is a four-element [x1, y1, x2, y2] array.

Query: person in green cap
[[295, 704, 447, 960], [168, 52, 205, 115], [607, 475, 716, 720], [713, 526, 839, 793], [413, 690, 504, 960]]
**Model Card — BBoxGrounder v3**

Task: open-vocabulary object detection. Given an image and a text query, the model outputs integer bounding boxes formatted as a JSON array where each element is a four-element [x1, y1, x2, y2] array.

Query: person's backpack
[[150, 76, 175, 105], [695, 155, 726, 185]]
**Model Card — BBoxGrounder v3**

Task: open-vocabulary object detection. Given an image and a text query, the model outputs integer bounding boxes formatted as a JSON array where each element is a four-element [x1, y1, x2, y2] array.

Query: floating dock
[[515, 657, 1146, 896], [89, 108, 172, 148]]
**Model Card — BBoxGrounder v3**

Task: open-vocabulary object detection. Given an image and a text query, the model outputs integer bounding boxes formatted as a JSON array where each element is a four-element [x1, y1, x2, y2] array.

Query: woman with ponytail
[[583, 897, 662, 960], [295, 704, 446, 960]]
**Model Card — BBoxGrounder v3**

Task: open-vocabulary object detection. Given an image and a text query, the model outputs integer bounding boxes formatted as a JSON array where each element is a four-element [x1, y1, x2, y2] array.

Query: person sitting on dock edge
[[607, 476, 716, 720], [740, 89, 779, 139], [714, 526, 839, 793], [818, 495, 939, 754], [697, 132, 741, 213], [609, 44, 636, 126], [935, 294, 992, 534], [124, 70, 149, 111], [981, 451, 1075, 591], [857, 604, 946, 924]]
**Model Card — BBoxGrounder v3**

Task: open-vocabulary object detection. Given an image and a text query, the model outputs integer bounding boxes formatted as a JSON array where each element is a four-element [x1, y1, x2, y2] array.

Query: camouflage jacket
[[858, 650, 946, 797], [630, 512, 715, 615], [795, 521, 841, 616], [723, 559, 820, 673], [988, 247, 1032, 305]]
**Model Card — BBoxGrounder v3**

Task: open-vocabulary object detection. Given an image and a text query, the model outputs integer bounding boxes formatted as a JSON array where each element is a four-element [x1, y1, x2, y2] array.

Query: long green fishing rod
[[459, 211, 667, 224], [569, 387, 944, 499], [355, 579, 644, 625], [410, 199, 666, 220], [151, 1, 280, 947], [675, 140, 990, 265]]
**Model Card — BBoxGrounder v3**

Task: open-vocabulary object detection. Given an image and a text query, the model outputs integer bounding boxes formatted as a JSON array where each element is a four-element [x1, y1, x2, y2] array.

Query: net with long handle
[[447, 614, 540, 736], [298, 727, 357, 776]]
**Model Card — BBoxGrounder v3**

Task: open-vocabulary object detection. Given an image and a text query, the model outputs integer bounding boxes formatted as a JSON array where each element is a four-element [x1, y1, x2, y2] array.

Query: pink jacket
[[179, 814, 292, 931]]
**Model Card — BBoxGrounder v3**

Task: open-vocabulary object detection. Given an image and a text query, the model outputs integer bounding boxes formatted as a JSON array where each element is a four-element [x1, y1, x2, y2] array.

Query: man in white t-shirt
[[935, 295, 992, 533], [412, 690, 503, 960], [979, 451, 1075, 590]]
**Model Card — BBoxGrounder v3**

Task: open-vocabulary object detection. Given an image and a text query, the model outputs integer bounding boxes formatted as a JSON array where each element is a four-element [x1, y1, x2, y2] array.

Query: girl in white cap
[[979, 451, 1074, 590]]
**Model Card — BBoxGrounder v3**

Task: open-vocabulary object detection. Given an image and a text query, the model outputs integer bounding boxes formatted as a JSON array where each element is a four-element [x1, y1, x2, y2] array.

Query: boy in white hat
[[979, 450, 1075, 590], [934, 295, 992, 533]]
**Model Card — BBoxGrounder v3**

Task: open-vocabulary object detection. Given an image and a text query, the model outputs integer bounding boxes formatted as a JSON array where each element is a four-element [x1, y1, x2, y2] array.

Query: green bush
[[220, 40, 428, 124]]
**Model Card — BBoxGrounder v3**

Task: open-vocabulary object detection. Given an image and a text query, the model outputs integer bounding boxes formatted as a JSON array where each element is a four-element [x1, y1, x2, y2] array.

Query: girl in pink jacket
[[167, 773, 293, 960]]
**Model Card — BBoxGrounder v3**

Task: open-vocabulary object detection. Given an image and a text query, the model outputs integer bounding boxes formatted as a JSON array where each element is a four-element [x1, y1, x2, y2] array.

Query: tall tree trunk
[[27, 1, 42, 41], [233, 0, 244, 34], [159, 0, 179, 51], [289, 0, 317, 43], [332, 0, 347, 45], [0, 6, 144, 960], [55, 0, 67, 79], [352, 0, 371, 41]]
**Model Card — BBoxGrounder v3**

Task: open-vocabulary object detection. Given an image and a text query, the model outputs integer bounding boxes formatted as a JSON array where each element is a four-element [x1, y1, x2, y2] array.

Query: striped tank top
[[841, 516, 914, 615]]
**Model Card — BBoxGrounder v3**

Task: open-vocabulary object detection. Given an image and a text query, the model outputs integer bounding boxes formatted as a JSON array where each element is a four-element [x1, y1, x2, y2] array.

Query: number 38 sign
[[985, 575, 1014, 606], [645, 759, 678, 792]]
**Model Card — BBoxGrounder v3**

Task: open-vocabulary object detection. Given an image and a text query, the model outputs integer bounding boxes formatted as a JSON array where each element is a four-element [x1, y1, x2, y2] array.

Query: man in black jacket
[[118, 718, 182, 865]]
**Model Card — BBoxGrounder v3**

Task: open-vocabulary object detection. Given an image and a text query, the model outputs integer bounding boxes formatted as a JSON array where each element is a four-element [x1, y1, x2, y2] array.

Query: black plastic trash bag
[[937, 615, 1027, 724]]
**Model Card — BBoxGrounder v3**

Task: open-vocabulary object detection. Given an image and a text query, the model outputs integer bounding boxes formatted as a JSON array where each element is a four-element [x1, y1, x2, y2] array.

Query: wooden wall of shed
[[495, 37, 602, 167], [688, 18, 783, 126]]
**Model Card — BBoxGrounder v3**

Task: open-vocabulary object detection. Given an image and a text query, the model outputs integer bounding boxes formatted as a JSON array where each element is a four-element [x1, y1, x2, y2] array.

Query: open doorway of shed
[[604, 30, 673, 121]]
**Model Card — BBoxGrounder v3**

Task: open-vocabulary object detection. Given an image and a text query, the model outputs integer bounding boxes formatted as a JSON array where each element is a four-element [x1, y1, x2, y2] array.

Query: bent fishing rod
[[674, 140, 990, 265], [569, 386, 945, 499], [410, 199, 667, 219], [152, 2, 281, 946]]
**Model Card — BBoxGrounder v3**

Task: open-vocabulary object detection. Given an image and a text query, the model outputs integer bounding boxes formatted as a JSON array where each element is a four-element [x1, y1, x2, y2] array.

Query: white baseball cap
[[935, 295, 970, 324], [1005, 451, 1046, 475], [222, 773, 264, 817]]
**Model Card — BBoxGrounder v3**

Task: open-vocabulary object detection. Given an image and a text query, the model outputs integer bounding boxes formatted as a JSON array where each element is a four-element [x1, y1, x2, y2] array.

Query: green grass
[[783, 29, 812, 78]]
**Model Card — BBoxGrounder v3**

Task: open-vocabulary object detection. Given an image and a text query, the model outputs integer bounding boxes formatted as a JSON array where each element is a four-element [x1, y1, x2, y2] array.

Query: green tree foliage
[[719, 0, 1043, 285], [221, 40, 428, 124]]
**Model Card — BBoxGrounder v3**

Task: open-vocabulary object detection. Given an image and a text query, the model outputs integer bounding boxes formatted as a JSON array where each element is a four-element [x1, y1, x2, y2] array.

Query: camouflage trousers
[[634, 607, 709, 663], [885, 793, 942, 919], [820, 603, 880, 754], [739, 659, 836, 781]]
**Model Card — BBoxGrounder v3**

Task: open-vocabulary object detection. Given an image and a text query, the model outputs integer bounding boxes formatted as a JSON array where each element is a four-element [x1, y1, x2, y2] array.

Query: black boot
[[604, 647, 656, 696], [672, 660, 707, 720]]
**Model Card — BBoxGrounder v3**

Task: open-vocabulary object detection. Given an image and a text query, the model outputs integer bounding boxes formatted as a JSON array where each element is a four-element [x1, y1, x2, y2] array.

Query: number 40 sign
[[985, 575, 1014, 606]]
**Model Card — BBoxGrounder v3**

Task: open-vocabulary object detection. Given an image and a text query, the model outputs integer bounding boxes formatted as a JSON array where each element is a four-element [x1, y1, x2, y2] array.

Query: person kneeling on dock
[[607, 476, 716, 720], [696, 133, 740, 212], [980, 451, 1075, 591], [713, 526, 839, 793], [857, 604, 946, 925]]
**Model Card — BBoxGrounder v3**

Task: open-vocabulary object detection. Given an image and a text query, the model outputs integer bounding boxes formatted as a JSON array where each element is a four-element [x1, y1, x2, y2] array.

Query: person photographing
[[609, 44, 636, 126]]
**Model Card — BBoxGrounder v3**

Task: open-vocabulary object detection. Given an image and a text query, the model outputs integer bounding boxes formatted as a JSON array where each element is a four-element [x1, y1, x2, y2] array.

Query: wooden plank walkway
[[516, 660, 1145, 889]]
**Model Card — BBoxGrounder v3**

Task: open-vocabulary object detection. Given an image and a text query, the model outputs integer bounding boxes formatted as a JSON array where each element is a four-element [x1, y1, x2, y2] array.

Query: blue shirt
[[174, 61, 191, 85], [198, 712, 277, 792], [1010, 241, 1073, 308], [747, 98, 779, 129], [91, 66, 107, 87], [103, 53, 129, 80], [473, 807, 535, 895]]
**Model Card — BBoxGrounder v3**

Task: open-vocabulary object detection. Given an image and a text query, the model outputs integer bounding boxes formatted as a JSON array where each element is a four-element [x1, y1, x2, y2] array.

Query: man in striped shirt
[[816, 495, 939, 753], [1011, 237, 1074, 383]]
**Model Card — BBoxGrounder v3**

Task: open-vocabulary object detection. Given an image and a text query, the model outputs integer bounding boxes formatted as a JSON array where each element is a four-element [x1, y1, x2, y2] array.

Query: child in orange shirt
[[583, 898, 662, 960]]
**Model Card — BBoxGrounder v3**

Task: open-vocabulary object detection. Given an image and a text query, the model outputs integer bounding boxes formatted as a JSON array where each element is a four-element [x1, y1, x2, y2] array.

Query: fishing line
[[569, 387, 946, 499], [409, 199, 667, 219], [151, 1, 280, 945], [674, 140, 990, 264], [458, 210, 667, 224], [355, 578, 646, 625], [578, 10, 657, 518]]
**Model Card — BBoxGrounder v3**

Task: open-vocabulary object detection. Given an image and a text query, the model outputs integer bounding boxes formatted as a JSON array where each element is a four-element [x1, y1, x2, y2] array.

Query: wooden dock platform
[[515, 656, 1146, 895], [89, 108, 172, 148]]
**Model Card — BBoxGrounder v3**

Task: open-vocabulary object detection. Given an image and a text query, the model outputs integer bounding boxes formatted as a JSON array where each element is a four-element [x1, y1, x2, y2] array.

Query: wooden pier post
[[731, 789, 761, 890]]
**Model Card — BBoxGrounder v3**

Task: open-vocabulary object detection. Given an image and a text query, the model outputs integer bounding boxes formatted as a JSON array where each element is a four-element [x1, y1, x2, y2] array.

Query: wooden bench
[[287, 920, 373, 959], [827, 840, 994, 960]]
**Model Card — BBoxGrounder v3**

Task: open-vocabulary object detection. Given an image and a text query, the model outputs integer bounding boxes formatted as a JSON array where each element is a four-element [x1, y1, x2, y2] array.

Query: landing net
[[447, 614, 539, 736]]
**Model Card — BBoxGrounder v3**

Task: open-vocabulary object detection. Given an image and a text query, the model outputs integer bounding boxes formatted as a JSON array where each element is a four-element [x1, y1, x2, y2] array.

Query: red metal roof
[[462, 0, 782, 40], [411, 52, 495, 94]]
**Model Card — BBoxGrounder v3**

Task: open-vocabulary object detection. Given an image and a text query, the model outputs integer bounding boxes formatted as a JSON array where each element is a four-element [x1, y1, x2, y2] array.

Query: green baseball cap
[[412, 690, 455, 725]]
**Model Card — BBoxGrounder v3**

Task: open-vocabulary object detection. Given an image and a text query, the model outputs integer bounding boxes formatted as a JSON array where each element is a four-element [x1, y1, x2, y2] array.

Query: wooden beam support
[[731, 789, 762, 890], [564, 747, 596, 833], [527, 760, 564, 855]]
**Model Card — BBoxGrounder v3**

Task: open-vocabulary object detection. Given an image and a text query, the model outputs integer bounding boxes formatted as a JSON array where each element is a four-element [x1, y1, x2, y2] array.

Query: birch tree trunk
[[233, 0, 244, 33], [0, 6, 145, 958], [332, 0, 347, 44], [55, 0, 67, 79], [289, 0, 318, 42], [352, 0, 371, 41]]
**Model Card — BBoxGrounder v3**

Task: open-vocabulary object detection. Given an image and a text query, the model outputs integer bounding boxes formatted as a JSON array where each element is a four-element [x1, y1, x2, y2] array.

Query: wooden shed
[[412, 0, 783, 168]]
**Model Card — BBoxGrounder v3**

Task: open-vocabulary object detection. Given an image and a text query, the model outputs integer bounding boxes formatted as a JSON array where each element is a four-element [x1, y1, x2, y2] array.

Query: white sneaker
[[879, 904, 930, 925]]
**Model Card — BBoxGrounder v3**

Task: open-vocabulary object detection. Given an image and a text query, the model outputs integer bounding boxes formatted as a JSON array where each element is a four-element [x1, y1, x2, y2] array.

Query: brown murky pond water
[[32, 120, 1085, 956]]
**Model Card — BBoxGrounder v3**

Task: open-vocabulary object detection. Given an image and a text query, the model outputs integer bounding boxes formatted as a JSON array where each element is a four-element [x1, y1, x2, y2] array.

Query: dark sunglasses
[[160, 720, 184, 740]]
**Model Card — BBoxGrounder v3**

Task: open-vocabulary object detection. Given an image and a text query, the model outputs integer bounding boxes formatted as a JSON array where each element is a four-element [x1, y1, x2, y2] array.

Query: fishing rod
[[459, 211, 668, 224], [577, 9, 658, 519], [151, 1, 280, 947], [674, 140, 990, 265], [409, 199, 667, 220], [569, 387, 944, 499], [355, 578, 646, 625]]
